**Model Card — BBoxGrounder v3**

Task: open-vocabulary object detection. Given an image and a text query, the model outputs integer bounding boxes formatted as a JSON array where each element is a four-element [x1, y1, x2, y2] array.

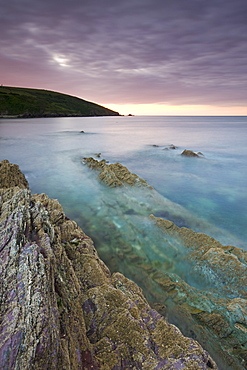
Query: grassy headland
[[0, 86, 120, 118]]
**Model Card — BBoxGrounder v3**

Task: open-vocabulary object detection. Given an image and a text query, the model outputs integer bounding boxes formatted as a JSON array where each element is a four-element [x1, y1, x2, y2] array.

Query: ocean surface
[[0, 116, 246, 252]]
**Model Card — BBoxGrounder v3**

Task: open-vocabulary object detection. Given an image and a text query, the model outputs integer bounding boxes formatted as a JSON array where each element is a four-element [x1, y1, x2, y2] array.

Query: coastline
[[0, 159, 217, 369], [0, 114, 246, 369]]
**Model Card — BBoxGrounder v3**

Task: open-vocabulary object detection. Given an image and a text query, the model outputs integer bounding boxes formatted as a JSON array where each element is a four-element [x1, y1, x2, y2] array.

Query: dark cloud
[[1, 0, 247, 107]]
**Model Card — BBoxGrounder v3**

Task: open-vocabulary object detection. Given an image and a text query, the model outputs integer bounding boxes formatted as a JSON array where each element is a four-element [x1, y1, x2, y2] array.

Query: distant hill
[[0, 86, 120, 118]]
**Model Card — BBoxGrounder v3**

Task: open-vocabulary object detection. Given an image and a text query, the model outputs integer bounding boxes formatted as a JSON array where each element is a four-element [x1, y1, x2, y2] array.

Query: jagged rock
[[0, 159, 29, 189], [181, 149, 199, 157], [0, 160, 217, 369], [82, 157, 150, 188]]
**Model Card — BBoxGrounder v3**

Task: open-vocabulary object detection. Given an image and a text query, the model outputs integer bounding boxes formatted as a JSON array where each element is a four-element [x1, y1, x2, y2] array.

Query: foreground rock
[[82, 157, 247, 369], [0, 159, 29, 189], [0, 160, 216, 369]]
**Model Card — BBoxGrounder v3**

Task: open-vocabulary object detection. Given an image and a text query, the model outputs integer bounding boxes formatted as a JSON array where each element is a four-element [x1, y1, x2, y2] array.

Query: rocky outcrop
[[181, 150, 200, 157], [0, 160, 217, 369], [82, 157, 247, 369], [0, 159, 29, 189], [82, 157, 150, 188]]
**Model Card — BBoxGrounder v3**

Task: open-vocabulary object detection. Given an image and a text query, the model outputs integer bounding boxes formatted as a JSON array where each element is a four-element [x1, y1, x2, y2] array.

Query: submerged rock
[[82, 157, 247, 369], [82, 157, 243, 248], [147, 215, 247, 369], [0, 160, 217, 369]]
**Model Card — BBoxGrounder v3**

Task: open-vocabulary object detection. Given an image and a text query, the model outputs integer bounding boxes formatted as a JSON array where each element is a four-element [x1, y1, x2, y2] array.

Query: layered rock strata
[[0, 160, 216, 369]]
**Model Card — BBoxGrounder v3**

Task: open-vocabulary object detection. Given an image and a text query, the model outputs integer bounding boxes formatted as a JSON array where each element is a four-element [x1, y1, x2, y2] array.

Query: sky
[[1, 0, 247, 115]]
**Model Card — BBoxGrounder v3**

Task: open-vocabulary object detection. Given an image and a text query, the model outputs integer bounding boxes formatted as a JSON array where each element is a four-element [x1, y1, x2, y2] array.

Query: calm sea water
[[0, 116, 246, 249]]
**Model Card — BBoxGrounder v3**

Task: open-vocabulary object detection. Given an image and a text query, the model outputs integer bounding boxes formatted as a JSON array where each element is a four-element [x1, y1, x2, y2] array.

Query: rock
[[82, 157, 151, 188], [163, 144, 178, 150], [181, 149, 200, 157], [169, 145, 177, 150], [80, 130, 85, 133], [0, 159, 29, 189], [84, 197, 246, 368], [0, 160, 217, 369]]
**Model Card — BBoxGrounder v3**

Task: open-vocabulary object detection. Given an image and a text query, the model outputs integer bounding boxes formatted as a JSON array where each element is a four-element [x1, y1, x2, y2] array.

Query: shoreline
[[0, 159, 218, 369]]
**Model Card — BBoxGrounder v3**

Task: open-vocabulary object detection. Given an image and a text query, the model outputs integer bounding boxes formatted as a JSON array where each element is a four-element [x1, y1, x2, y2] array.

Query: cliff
[[0, 86, 120, 118], [0, 160, 216, 369]]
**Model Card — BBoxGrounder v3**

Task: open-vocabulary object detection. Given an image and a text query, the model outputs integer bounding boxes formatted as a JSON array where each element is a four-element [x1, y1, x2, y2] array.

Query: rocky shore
[[0, 159, 217, 369], [80, 157, 247, 370]]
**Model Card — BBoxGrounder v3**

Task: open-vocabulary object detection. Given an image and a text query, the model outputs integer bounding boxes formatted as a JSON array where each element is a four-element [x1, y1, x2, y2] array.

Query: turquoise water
[[0, 116, 246, 248]]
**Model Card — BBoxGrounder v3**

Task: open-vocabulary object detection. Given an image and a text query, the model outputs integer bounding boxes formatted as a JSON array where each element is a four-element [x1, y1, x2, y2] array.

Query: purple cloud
[[1, 0, 246, 107]]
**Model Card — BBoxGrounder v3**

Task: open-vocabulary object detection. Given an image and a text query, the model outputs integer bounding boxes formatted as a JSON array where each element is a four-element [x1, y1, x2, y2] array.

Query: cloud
[[0, 0, 246, 107]]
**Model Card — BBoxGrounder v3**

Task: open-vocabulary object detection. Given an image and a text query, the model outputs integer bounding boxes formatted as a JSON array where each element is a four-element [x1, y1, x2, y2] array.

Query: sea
[[0, 115, 246, 252]]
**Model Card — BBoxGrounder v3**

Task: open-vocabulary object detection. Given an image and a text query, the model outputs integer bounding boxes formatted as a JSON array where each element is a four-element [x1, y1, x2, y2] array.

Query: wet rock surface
[[82, 157, 151, 188], [0, 160, 217, 369], [81, 157, 247, 369]]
